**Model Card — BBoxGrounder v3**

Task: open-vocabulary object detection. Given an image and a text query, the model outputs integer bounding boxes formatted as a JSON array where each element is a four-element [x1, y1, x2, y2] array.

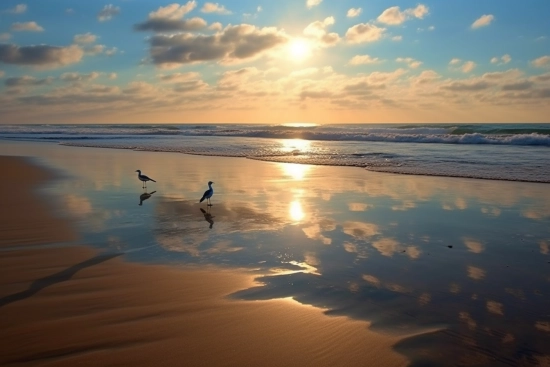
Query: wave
[[1, 124, 550, 147]]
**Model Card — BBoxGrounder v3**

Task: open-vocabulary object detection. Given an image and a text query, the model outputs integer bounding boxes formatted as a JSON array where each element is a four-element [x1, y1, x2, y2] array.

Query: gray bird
[[136, 170, 156, 188], [200, 181, 214, 206]]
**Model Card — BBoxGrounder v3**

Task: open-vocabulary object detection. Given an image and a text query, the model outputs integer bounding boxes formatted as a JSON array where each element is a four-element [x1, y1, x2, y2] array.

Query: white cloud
[[4, 4, 27, 14], [461, 61, 476, 73], [73, 32, 97, 44], [491, 54, 511, 65], [98, 4, 120, 22], [306, 0, 322, 9], [209, 22, 223, 31], [377, 4, 429, 25], [449, 58, 461, 65], [0, 33, 11, 41], [11, 21, 43, 32], [347, 8, 362, 18], [201, 2, 232, 14], [349, 55, 382, 65], [346, 23, 385, 44], [149, 2, 196, 19], [303, 17, 340, 47], [471, 14, 494, 29], [428, 25, 435, 31], [60, 72, 100, 82], [391, 35, 402, 42], [396, 57, 422, 69], [532, 55, 550, 68], [134, 2, 205, 32]]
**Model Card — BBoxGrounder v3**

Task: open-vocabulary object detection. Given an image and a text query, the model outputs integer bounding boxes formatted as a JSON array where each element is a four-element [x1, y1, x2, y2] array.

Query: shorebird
[[200, 181, 214, 206], [135, 170, 156, 188]]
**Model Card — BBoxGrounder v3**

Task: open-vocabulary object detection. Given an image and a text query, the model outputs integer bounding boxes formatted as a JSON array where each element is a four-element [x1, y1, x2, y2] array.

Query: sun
[[287, 38, 312, 62]]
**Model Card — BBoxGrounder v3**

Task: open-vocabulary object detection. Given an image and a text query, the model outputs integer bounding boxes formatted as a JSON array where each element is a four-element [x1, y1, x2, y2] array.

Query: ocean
[[1, 123, 549, 183]]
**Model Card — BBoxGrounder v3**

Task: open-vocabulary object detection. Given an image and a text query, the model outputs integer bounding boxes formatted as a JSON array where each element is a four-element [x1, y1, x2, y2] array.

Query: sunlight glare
[[287, 38, 312, 62], [283, 163, 310, 180]]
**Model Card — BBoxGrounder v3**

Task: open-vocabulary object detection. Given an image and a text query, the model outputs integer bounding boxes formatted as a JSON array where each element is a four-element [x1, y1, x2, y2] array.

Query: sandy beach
[[1, 141, 549, 366], [0, 151, 408, 366]]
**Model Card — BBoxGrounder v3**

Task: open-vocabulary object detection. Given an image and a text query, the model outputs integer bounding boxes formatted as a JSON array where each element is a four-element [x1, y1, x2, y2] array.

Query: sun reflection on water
[[290, 200, 305, 222]]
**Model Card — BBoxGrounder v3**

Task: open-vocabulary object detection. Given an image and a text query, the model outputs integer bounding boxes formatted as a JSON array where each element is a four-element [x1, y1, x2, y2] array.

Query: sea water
[[1, 123, 549, 183]]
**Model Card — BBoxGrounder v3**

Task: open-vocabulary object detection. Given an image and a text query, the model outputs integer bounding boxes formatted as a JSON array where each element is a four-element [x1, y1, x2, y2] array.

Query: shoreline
[[0, 154, 408, 366]]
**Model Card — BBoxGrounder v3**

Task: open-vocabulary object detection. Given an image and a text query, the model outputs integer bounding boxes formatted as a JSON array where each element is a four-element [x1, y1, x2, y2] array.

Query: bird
[[139, 191, 156, 206], [200, 181, 214, 206], [135, 170, 156, 188]]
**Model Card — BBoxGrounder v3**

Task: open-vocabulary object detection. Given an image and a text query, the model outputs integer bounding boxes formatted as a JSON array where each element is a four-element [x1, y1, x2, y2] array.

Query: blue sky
[[0, 0, 549, 123]]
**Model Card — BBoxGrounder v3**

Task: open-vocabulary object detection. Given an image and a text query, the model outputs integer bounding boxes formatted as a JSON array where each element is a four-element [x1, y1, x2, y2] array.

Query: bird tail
[[151, 179, 156, 182], [200, 196, 205, 203]]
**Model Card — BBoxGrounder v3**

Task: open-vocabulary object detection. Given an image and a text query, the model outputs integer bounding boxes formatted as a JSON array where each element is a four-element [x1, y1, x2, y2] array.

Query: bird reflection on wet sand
[[139, 191, 156, 206], [200, 207, 215, 229]]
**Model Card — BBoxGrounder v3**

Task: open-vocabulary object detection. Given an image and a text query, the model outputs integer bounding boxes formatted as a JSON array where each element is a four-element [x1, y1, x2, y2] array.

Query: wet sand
[[0, 155, 408, 366]]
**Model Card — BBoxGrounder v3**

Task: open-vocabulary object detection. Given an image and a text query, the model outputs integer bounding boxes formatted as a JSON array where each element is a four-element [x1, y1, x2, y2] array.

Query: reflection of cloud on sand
[[459, 311, 477, 330], [463, 238, 484, 254], [486, 300, 504, 315], [302, 223, 332, 245], [372, 238, 402, 257], [467, 265, 486, 280], [348, 202, 372, 212], [343, 221, 379, 239], [64, 194, 92, 216], [540, 241, 549, 255], [535, 321, 550, 333]]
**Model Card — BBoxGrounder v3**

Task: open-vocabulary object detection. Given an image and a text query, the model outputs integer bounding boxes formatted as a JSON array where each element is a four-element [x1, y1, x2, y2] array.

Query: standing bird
[[135, 170, 156, 188], [200, 181, 214, 206]]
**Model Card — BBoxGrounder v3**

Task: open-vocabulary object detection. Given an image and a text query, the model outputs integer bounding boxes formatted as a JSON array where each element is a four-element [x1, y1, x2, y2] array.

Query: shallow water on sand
[[2, 141, 550, 366]]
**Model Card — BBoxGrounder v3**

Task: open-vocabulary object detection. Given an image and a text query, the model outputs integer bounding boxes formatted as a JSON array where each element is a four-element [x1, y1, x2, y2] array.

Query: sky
[[0, 0, 549, 124]]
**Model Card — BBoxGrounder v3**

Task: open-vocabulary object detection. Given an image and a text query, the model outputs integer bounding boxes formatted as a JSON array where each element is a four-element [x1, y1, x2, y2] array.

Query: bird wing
[[200, 189, 210, 202]]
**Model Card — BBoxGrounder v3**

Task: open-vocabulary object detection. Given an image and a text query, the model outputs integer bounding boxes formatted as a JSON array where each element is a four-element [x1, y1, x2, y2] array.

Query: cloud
[[441, 80, 492, 92], [471, 14, 494, 29], [449, 58, 476, 73], [60, 72, 100, 82], [303, 17, 340, 47], [491, 54, 511, 65], [0, 44, 84, 68], [97, 4, 120, 22], [201, 2, 232, 14], [4, 4, 27, 14], [347, 8, 362, 18], [391, 35, 402, 42], [306, 0, 322, 9], [158, 72, 201, 83], [396, 57, 422, 68], [377, 4, 429, 25], [134, 2, 206, 32], [0, 71, 4, 77], [532, 55, 550, 68], [349, 55, 382, 65], [345, 23, 385, 44], [209, 22, 223, 31], [73, 32, 97, 44], [5, 75, 53, 87], [147, 24, 288, 67], [0, 33, 11, 41], [10, 21, 44, 32]]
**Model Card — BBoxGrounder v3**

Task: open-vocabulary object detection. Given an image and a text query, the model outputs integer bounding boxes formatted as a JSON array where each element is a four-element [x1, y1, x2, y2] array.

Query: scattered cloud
[[349, 55, 382, 65], [491, 54, 511, 65], [60, 72, 100, 82], [201, 2, 232, 14], [73, 32, 97, 44], [97, 4, 120, 22], [11, 21, 44, 32], [303, 17, 340, 47], [532, 55, 550, 68], [391, 35, 402, 42], [346, 23, 386, 44], [4, 4, 27, 14], [134, 2, 206, 32], [0, 33, 11, 41], [5, 75, 53, 87], [449, 58, 476, 73], [147, 24, 288, 67], [347, 8, 362, 18], [396, 57, 422, 68], [377, 4, 429, 25], [209, 22, 223, 31], [306, 0, 322, 9], [0, 71, 4, 78], [0, 43, 84, 68], [471, 14, 494, 29]]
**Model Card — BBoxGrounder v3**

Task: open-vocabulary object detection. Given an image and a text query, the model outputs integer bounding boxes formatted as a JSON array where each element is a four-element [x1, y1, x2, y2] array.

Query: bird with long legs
[[200, 181, 214, 206], [135, 170, 156, 188]]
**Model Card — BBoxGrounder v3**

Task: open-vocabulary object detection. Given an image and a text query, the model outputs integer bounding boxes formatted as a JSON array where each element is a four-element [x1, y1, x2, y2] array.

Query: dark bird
[[139, 191, 156, 206], [136, 170, 156, 188], [200, 181, 214, 206], [200, 208, 215, 229]]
